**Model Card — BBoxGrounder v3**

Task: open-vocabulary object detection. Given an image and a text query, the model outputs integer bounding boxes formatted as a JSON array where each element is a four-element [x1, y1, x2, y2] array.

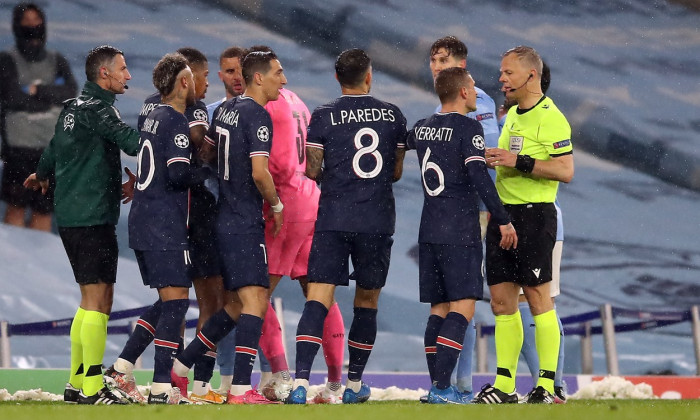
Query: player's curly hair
[[152, 52, 189, 97], [430, 36, 467, 60]]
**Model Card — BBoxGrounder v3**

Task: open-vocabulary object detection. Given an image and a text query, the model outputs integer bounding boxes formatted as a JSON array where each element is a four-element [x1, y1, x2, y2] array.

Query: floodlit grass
[[2, 400, 700, 420]]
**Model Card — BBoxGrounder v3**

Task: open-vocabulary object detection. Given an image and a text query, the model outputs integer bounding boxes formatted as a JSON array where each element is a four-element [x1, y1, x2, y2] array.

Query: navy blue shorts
[[308, 231, 393, 290], [419, 243, 484, 304], [486, 203, 556, 287], [135, 249, 192, 289], [217, 232, 269, 291], [189, 185, 220, 279]]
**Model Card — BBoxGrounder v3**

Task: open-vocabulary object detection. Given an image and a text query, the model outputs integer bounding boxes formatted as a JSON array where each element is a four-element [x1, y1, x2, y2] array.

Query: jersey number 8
[[352, 127, 383, 179]]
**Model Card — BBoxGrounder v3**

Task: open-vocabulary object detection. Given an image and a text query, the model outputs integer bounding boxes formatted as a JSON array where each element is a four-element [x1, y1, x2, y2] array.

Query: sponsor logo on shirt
[[553, 139, 571, 149], [476, 112, 494, 121]]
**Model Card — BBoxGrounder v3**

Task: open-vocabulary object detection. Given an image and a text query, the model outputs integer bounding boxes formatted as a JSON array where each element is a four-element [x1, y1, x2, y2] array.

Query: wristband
[[515, 154, 536, 173], [271, 199, 284, 213]]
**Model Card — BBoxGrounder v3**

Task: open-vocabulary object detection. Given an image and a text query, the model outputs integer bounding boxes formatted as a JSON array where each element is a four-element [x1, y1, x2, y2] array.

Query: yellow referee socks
[[80, 310, 109, 396], [68, 307, 86, 389], [492, 311, 523, 393], [533, 309, 560, 394]]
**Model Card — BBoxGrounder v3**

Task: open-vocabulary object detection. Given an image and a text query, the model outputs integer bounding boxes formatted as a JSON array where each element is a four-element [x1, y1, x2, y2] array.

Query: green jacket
[[36, 81, 139, 227]]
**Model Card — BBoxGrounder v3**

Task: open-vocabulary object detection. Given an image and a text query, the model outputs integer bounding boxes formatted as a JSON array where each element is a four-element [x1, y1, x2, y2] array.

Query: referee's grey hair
[[503, 45, 543, 76]]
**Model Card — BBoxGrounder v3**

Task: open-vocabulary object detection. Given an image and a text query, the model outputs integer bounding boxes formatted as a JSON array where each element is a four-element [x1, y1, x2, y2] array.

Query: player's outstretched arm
[[305, 146, 324, 181], [252, 155, 283, 236]]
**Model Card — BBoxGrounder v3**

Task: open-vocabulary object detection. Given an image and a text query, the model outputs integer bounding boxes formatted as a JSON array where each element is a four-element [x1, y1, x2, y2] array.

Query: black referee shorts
[[485, 203, 556, 287], [58, 224, 118, 285]]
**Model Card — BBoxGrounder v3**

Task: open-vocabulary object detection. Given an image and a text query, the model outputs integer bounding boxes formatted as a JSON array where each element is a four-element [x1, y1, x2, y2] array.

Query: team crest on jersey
[[193, 109, 208, 121], [63, 113, 75, 131], [257, 126, 270, 142], [472, 135, 485, 150], [509, 136, 523, 153], [174, 133, 190, 148]]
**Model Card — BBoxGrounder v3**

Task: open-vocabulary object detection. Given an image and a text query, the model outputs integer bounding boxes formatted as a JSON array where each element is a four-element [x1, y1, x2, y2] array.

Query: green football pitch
[[1, 400, 700, 420]]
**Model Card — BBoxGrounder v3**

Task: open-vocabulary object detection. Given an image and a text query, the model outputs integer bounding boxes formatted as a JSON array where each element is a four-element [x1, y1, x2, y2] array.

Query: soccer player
[[427, 35, 499, 399], [408, 67, 517, 404], [287, 48, 407, 405], [473, 46, 574, 404], [104, 47, 224, 404], [24, 45, 137, 405], [207, 46, 246, 120], [240, 45, 346, 404], [127, 52, 211, 404], [171, 50, 285, 405]]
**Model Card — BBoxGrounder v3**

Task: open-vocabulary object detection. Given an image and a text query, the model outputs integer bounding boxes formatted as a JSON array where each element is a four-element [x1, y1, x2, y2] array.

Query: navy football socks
[[434, 312, 468, 389], [424, 314, 444, 382], [295, 300, 328, 380], [347, 307, 378, 382], [119, 299, 162, 364], [153, 299, 189, 383], [232, 314, 264, 386]]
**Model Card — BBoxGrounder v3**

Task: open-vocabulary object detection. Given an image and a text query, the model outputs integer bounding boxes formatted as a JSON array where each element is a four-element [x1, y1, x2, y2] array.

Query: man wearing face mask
[[0, 2, 77, 231]]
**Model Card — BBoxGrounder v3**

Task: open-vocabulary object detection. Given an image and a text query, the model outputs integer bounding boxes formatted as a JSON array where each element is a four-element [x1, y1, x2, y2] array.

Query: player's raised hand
[[23, 173, 49, 195], [122, 167, 136, 204], [499, 222, 517, 250]]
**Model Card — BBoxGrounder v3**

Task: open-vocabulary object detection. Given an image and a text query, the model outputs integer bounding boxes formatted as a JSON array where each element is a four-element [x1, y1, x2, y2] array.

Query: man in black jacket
[[0, 2, 77, 231]]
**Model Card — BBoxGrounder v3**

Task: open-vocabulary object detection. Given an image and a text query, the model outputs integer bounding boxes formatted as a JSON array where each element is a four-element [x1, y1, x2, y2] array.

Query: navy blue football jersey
[[129, 105, 192, 250], [138, 92, 210, 133], [406, 112, 510, 246], [306, 95, 407, 234], [205, 95, 272, 235]]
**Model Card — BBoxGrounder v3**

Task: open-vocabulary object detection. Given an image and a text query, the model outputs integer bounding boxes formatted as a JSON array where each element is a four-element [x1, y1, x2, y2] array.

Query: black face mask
[[14, 24, 46, 61]]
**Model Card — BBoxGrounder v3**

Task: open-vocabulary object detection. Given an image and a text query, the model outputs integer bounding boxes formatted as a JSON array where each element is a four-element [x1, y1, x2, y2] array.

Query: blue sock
[[153, 299, 189, 384], [119, 299, 162, 363], [519, 301, 539, 386], [555, 305, 564, 387], [424, 314, 443, 382], [258, 346, 271, 373], [454, 321, 476, 392], [232, 314, 264, 386], [434, 312, 468, 390], [295, 300, 328, 380], [347, 307, 377, 382], [217, 329, 236, 376], [178, 309, 236, 369]]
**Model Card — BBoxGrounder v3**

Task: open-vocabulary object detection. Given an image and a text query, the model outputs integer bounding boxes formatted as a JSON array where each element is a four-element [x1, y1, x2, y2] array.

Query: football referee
[[473, 46, 573, 405], [24, 45, 139, 405]]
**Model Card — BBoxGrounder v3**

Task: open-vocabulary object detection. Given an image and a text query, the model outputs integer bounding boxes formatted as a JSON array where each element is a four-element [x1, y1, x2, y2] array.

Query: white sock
[[192, 380, 208, 396], [114, 358, 134, 375], [293, 378, 309, 391], [172, 359, 190, 377], [150, 382, 172, 395], [345, 379, 361, 392], [218, 375, 233, 392], [230, 384, 252, 396], [259, 371, 273, 387]]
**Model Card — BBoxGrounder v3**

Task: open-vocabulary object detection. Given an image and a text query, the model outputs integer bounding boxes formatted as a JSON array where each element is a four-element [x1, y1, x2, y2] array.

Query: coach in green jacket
[[24, 45, 138, 405]]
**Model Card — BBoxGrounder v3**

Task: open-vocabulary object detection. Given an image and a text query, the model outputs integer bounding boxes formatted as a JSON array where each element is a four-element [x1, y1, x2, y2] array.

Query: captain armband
[[515, 154, 536, 173]]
